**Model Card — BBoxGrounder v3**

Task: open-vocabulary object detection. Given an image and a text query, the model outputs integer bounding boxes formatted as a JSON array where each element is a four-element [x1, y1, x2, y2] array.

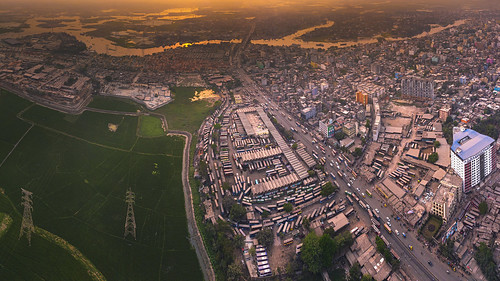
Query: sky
[[1, 0, 498, 12]]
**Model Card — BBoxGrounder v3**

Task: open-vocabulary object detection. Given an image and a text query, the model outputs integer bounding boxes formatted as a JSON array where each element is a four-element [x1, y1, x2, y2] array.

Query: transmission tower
[[124, 188, 137, 239], [19, 188, 34, 245]]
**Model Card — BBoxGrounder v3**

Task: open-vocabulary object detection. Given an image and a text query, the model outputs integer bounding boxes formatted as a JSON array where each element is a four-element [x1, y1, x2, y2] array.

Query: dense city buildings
[[451, 129, 496, 193]]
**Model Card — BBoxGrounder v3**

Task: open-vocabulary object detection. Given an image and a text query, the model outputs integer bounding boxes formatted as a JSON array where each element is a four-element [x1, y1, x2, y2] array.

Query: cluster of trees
[[204, 219, 244, 280], [270, 116, 294, 140], [475, 242, 499, 281], [479, 201, 489, 215], [256, 228, 274, 249], [427, 152, 439, 164], [321, 181, 338, 197], [335, 131, 346, 141], [223, 197, 246, 222], [301, 230, 354, 274], [442, 116, 457, 145], [438, 238, 456, 261], [473, 111, 500, 140], [375, 236, 400, 269], [352, 147, 363, 158]]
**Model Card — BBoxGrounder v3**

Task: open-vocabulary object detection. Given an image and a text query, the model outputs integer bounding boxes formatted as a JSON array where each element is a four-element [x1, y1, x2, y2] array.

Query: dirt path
[[168, 130, 215, 281]]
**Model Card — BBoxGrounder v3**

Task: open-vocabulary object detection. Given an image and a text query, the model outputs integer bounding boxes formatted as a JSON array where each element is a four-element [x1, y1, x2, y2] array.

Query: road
[[236, 69, 470, 281]]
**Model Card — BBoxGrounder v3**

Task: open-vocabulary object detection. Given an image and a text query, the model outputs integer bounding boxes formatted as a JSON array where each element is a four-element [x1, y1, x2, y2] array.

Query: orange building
[[356, 91, 369, 105]]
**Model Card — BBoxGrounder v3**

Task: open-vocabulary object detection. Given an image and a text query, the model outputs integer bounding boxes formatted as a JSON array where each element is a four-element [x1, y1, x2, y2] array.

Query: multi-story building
[[319, 118, 335, 138], [439, 107, 451, 122], [301, 107, 316, 120], [451, 129, 496, 193], [431, 172, 462, 223], [356, 91, 369, 105], [401, 76, 435, 100], [343, 122, 356, 138]]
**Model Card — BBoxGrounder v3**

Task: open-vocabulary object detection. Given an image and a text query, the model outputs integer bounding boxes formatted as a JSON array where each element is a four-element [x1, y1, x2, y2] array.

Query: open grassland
[[138, 115, 165, 137], [87, 96, 141, 113], [0, 90, 203, 281], [155, 87, 219, 133]]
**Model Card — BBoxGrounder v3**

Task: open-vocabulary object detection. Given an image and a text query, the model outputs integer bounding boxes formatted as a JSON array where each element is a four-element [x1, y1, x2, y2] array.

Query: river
[[0, 15, 466, 57]]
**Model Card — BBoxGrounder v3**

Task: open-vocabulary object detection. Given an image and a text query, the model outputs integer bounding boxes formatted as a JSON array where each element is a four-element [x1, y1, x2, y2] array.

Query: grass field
[[138, 115, 165, 137], [155, 87, 219, 133], [0, 90, 203, 281], [421, 215, 443, 240], [87, 96, 141, 113]]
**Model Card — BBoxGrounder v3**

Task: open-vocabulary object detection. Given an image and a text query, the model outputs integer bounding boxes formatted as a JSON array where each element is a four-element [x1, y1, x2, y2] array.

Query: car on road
[[408, 245, 413, 250], [361, 193, 365, 198], [387, 222, 391, 227], [329, 162, 334, 167], [356, 187, 360, 192], [386, 217, 390, 222], [375, 208, 380, 214], [402, 232, 406, 238], [347, 183, 351, 187], [427, 261, 433, 266], [395, 229, 399, 235]]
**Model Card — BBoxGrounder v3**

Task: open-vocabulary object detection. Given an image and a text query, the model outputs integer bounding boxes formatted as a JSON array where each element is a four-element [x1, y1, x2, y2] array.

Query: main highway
[[236, 69, 471, 281]]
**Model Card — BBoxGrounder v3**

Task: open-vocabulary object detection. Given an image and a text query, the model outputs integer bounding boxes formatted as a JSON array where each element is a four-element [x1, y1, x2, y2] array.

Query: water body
[[252, 19, 467, 49], [0, 15, 466, 56]]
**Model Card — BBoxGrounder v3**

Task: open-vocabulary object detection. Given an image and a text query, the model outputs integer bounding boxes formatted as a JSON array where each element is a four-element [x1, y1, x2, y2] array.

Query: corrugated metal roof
[[451, 129, 494, 160]]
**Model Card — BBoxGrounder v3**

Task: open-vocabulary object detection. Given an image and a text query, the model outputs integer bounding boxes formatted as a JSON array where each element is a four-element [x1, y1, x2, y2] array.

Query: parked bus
[[283, 238, 293, 246], [366, 190, 372, 197]]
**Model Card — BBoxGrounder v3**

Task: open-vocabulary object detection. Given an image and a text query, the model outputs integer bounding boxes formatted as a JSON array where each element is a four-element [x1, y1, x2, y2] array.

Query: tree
[[222, 181, 231, 191], [352, 147, 363, 158], [428, 152, 439, 164], [256, 228, 274, 249], [227, 261, 243, 281], [292, 143, 298, 150], [361, 274, 373, 281], [283, 202, 293, 213], [319, 234, 336, 268], [303, 217, 310, 230], [479, 201, 488, 215], [214, 123, 222, 130], [301, 232, 322, 273], [262, 210, 270, 218], [475, 242, 500, 281], [434, 140, 441, 148], [321, 181, 337, 197], [230, 204, 247, 222], [223, 196, 235, 212], [308, 170, 316, 176], [249, 246, 256, 257], [233, 234, 244, 249], [348, 262, 362, 281], [334, 131, 346, 141]]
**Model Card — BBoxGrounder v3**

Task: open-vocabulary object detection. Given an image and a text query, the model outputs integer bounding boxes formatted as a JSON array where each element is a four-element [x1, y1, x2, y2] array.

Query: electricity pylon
[[124, 188, 137, 239], [19, 188, 34, 245]]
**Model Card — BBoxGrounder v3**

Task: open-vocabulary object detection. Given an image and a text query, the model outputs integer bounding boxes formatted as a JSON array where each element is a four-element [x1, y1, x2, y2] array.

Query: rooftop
[[451, 129, 495, 160]]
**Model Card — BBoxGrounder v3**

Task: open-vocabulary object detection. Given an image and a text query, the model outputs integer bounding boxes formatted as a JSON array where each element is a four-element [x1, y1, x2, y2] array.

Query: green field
[[87, 96, 141, 113], [155, 87, 219, 133], [138, 115, 165, 137], [0, 90, 203, 281], [421, 215, 443, 240]]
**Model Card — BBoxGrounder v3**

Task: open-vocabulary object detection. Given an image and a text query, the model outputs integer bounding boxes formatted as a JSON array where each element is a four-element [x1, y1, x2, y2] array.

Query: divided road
[[236, 69, 469, 281]]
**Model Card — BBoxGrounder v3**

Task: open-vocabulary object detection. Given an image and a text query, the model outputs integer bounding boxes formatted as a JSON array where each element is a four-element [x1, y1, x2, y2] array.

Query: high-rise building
[[319, 118, 335, 138], [356, 91, 369, 105], [401, 76, 435, 100], [450, 129, 496, 193]]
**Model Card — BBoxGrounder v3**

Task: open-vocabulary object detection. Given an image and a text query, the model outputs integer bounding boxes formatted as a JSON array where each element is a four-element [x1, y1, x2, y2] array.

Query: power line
[[19, 188, 34, 246]]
